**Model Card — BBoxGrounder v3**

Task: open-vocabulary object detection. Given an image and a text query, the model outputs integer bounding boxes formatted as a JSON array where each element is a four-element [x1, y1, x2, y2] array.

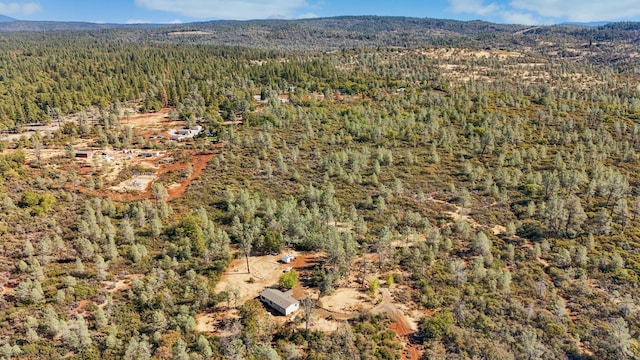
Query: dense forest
[[0, 16, 639, 359]]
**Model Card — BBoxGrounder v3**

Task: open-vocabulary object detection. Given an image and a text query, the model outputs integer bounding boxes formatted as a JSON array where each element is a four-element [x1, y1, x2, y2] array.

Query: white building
[[259, 288, 299, 315]]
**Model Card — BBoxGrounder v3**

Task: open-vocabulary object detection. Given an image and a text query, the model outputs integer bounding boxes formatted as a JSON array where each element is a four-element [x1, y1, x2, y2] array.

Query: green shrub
[[18, 191, 55, 216], [419, 310, 454, 340], [279, 269, 298, 290]]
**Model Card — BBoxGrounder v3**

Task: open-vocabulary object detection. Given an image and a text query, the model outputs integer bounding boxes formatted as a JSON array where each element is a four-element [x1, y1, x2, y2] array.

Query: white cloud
[[510, 0, 640, 22], [168, 19, 182, 24], [448, 0, 500, 16], [127, 19, 152, 24], [449, 0, 640, 24], [0, 2, 41, 16], [134, 0, 310, 20], [500, 11, 547, 25], [448, 0, 541, 24], [297, 12, 319, 19]]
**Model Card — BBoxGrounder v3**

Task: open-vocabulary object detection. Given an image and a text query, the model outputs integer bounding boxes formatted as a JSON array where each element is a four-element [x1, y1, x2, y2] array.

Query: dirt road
[[371, 288, 415, 334], [371, 288, 421, 359]]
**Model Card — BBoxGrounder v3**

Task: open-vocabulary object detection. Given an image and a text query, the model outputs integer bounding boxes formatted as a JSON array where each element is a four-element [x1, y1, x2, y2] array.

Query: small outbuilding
[[259, 288, 299, 316], [75, 151, 91, 158], [281, 254, 295, 264]]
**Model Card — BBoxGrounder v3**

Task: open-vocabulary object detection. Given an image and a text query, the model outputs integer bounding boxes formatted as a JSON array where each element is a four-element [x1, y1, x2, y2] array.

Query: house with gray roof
[[259, 288, 299, 315]]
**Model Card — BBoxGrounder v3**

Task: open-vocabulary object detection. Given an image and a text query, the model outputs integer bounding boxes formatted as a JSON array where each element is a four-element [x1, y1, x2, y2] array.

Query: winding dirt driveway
[[371, 288, 421, 359], [371, 288, 415, 334]]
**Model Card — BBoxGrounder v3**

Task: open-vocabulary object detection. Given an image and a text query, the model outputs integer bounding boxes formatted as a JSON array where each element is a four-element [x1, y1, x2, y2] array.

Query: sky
[[2, 0, 640, 25]]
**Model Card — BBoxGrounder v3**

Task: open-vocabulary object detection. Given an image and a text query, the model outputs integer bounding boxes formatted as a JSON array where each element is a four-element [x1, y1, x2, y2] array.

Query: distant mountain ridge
[[0, 15, 638, 60], [0, 15, 627, 33], [561, 21, 610, 27], [0, 15, 635, 33], [0, 20, 163, 31], [0, 14, 15, 22]]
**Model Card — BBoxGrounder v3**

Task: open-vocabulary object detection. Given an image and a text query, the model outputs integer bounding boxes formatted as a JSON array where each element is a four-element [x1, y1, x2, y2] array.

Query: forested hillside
[[0, 16, 639, 359]]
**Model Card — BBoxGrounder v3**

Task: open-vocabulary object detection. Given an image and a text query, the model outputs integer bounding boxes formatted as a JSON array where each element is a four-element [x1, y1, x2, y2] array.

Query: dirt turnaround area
[[196, 248, 426, 358], [213, 250, 319, 305]]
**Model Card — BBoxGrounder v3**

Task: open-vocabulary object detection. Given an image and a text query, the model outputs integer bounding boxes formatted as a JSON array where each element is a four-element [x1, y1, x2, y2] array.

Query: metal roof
[[260, 288, 298, 310]]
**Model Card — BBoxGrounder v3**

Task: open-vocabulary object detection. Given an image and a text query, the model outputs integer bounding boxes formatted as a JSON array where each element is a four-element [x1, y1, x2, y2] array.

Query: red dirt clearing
[[372, 288, 423, 360], [72, 149, 218, 202], [166, 152, 215, 201], [290, 253, 318, 269], [61, 107, 222, 203], [389, 319, 412, 336], [389, 322, 421, 360]]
